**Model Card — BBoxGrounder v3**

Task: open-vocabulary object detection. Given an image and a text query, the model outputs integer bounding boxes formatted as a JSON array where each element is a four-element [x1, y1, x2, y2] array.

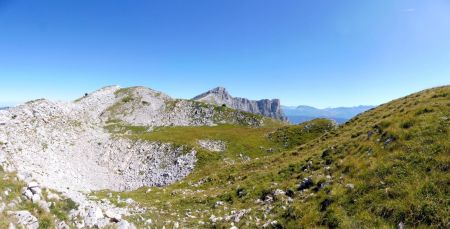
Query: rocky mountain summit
[[0, 85, 268, 228], [193, 87, 287, 121]]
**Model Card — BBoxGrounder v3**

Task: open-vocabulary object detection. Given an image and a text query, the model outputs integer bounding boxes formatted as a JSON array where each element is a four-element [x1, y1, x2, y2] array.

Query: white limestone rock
[[9, 211, 39, 229]]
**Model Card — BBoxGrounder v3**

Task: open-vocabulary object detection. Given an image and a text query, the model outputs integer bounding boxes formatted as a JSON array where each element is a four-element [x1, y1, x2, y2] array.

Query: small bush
[[320, 210, 341, 229], [218, 193, 233, 203], [415, 108, 433, 116], [121, 96, 134, 103], [400, 121, 413, 129], [39, 217, 52, 229]]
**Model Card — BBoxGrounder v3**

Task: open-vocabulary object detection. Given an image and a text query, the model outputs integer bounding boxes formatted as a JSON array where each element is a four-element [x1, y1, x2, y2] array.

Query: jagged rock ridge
[[193, 87, 287, 121]]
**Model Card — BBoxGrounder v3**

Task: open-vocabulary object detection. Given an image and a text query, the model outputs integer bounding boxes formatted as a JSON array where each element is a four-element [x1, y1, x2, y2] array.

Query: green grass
[[95, 119, 332, 227], [268, 118, 336, 149], [94, 86, 450, 228]]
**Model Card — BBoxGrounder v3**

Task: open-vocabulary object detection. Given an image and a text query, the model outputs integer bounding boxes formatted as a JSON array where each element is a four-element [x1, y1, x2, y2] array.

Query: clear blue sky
[[0, 0, 449, 108]]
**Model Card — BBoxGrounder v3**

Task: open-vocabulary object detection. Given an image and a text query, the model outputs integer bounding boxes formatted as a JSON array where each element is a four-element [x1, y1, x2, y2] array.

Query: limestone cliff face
[[193, 87, 287, 121]]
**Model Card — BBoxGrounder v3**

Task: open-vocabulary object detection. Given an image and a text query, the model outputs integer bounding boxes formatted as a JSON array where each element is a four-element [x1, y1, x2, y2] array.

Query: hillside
[[0, 86, 272, 228], [0, 85, 448, 228], [99, 86, 449, 228]]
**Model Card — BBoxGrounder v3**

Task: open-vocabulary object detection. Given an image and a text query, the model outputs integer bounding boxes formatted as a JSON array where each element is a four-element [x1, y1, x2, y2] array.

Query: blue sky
[[0, 0, 449, 108]]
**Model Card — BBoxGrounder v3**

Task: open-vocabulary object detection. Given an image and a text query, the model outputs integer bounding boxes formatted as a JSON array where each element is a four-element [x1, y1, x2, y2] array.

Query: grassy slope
[[97, 86, 449, 228], [0, 168, 77, 228]]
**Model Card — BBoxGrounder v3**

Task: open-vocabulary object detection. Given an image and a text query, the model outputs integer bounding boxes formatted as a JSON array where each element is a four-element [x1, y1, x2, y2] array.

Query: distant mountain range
[[282, 105, 375, 124], [0, 107, 9, 110]]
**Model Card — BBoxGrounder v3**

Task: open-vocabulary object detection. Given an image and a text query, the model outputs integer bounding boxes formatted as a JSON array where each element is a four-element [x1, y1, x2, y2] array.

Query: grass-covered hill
[[95, 86, 449, 228]]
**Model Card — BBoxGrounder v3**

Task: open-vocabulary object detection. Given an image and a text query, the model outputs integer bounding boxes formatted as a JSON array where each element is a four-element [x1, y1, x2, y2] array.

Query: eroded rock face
[[193, 87, 287, 121], [0, 88, 190, 203], [99, 140, 197, 190], [0, 98, 197, 199]]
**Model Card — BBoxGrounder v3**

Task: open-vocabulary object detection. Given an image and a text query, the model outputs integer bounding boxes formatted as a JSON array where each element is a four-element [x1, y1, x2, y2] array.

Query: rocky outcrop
[[101, 86, 264, 127], [193, 87, 287, 121]]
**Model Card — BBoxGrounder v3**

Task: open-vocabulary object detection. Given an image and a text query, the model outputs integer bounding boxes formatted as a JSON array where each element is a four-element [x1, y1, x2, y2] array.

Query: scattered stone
[[116, 220, 137, 229], [46, 191, 61, 201], [383, 136, 396, 146], [31, 194, 41, 203], [198, 140, 226, 152], [210, 215, 223, 224], [125, 198, 135, 205], [104, 209, 122, 222], [236, 188, 247, 198], [37, 200, 50, 213], [9, 211, 39, 229], [84, 207, 104, 227], [345, 184, 355, 190], [23, 189, 33, 200], [0, 202, 5, 213], [367, 131, 374, 139], [224, 209, 251, 223], [215, 201, 225, 207], [273, 189, 286, 196], [145, 219, 153, 225], [27, 182, 39, 189], [57, 221, 70, 229], [4, 188, 11, 196], [320, 199, 333, 211], [285, 189, 295, 198], [298, 177, 314, 191]]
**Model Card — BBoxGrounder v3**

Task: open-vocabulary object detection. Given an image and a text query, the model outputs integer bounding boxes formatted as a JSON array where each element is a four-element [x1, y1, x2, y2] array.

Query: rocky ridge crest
[[193, 87, 287, 121]]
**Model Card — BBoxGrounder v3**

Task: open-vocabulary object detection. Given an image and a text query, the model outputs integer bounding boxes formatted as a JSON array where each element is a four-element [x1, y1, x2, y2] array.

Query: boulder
[[31, 194, 41, 203], [273, 189, 286, 196], [104, 209, 122, 222], [84, 207, 103, 227], [117, 220, 137, 229], [27, 182, 39, 189], [37, 200, 50, 213], [0, 202, 5, 213], [298, 177, 314, 191], [23, 189, 33, 200], [345, 184, 355, 190], [29, 186, 41, 195]]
